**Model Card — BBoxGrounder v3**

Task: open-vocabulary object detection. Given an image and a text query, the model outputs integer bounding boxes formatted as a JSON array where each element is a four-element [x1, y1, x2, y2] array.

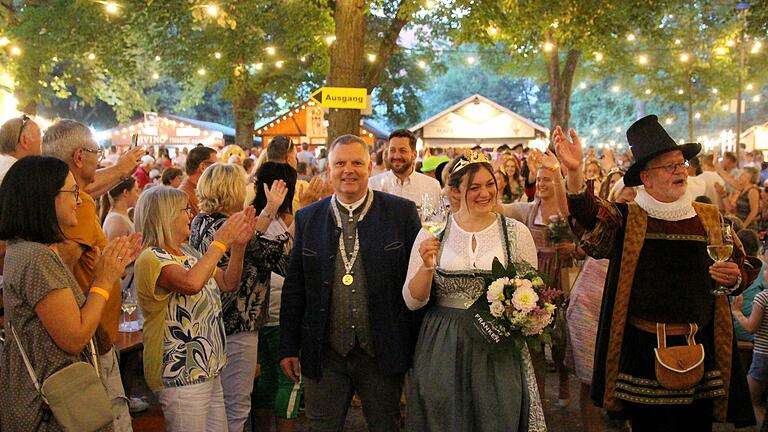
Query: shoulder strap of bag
[[11, 324, 100, 387], [10, 324, 43, 395]]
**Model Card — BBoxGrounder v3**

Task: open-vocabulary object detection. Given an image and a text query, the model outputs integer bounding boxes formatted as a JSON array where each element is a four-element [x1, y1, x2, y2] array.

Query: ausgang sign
[[310, 87, 367, 110]]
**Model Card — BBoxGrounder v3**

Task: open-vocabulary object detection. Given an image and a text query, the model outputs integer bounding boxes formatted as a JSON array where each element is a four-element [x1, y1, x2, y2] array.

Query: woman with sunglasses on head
[[0, 156, 140, 431], [187, 163, 287, 432], [403, 153, 545, 431], [133, 185, 256, 432]]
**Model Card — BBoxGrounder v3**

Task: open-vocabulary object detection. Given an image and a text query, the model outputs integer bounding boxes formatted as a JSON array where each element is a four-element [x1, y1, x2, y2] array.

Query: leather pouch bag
[[654, 323, 705, 391], [12, 325, 113, 431]]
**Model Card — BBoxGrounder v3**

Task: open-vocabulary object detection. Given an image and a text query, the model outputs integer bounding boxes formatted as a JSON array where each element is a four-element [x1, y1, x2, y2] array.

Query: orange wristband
[[89, 286, 110, 302], [210, 241, 227, 253]]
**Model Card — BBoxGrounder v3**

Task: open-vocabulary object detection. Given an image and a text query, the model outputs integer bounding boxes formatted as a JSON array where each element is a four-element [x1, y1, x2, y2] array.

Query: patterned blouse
[[189, 213, 290, 335], [135, 247, 226, 392]]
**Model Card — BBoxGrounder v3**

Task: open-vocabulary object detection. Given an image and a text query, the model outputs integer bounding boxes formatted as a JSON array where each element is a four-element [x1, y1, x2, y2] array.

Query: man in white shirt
[[696, 154, 726, 208], [369, 129, 441, 208], [0, 115, 42, 185]]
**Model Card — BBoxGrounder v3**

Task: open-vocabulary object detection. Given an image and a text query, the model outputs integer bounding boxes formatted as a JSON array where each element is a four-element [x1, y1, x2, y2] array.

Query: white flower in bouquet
[[511, 285, 539, 313], [490, 301, 505, 318], [487, 277, 510, 302]]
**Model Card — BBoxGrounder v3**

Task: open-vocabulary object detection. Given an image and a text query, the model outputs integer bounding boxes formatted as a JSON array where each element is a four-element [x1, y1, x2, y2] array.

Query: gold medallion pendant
[[342, 274, 354, 286]]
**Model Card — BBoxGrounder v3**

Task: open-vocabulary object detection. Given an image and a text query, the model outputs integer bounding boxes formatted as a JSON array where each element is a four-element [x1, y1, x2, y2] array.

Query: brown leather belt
[[629, 317, 694, 336]]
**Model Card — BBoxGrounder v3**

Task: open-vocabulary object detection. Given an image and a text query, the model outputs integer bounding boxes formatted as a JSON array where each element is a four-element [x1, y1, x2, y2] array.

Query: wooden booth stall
[[255, 100, 387, 150], [108, 113, 235, 157], [409, 94, 549, 150]]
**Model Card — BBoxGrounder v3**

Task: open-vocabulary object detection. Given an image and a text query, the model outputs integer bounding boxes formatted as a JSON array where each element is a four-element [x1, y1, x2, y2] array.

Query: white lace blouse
[[403, 216, 538, 310]]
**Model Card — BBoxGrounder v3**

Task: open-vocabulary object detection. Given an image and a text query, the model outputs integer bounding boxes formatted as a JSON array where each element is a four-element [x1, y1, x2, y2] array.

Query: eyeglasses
[[59, 184, 80, 202], [81, 146, 105, 161], [15, 114, 30, 145], [645, 160, 689, 174], [180, 205, 194, 216]]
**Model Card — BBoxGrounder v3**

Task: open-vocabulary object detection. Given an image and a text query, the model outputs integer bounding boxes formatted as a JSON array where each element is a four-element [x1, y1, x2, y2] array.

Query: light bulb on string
[[155, 55, 161, 61], [579, 82, 587, 90], [206, 5, 219, 16], [214, 52, 222, 59], [678, 89, 684, 95], [275, 60, 284, 68], [694, 112, 701, 119], [645, 88, 652, 95], [104, 2, 119, 14], [712, 88, 718, 94], [417, 60, 427, 69], [466, 56, 476, 65], [367, 53, 377, 62], [679, 53, 690, 62], [611, 85, 620, 93], [638, 54, 648, 65], [594, 52, 603, 61], [715, 47, 726, 55], [747, 83, 754, 90], [10, 46, 21, 56], [543, 42, 554, 52], [0, 37, 9, 47], [197, 68, 206, 76], [752, 41, 762, 54], [266, 46, 276, 56], [626, 33, 636, 42], [151, 72, 159, 80]]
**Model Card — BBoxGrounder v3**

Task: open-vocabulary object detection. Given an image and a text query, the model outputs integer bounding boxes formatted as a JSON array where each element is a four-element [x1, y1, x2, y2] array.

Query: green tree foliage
[[4, 0, 333, 146]]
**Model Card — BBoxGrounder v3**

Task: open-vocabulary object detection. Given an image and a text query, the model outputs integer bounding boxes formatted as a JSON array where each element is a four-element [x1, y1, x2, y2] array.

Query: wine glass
[[707, 223, 735, 296], [420, 192, 448, 270], [119, 282, 140, 332]]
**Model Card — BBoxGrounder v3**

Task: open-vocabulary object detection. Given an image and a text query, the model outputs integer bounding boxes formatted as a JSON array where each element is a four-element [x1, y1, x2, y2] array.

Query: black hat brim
[[623, 142, 701, 187]]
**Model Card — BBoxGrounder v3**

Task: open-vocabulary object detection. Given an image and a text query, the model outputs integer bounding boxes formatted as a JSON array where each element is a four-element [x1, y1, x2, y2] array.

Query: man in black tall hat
[[552, 115, 757, 431]]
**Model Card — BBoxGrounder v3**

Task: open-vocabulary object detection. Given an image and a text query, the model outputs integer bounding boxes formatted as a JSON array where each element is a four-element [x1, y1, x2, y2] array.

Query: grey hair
[[134, 186, 188, 249], [328, 135, 370, 163], [42, 119, 93, 164], [0, 117, 24, 155]]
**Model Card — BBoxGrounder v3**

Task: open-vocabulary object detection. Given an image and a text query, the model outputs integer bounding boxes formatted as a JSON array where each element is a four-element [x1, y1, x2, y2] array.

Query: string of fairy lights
[[1, 1, 766, 149]]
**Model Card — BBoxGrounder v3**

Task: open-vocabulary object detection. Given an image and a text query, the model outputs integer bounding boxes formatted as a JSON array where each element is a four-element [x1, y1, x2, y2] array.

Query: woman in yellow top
[[134, 186, 256, 432]]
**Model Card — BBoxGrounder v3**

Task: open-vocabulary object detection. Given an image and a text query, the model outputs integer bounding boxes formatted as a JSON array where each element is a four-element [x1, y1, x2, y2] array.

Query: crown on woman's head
[[451, 150, 490, 174]]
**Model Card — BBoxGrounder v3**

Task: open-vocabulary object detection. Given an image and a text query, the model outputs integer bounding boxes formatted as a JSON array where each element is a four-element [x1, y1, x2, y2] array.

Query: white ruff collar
[[634, 189, 697, 221]]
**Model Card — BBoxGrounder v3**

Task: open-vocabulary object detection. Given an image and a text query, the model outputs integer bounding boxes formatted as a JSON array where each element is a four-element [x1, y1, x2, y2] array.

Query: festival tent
[[255, 100, 387, 148], [106, 113, 235, 154], [409, 94, 549, 149], [742, 120, 768, 151]]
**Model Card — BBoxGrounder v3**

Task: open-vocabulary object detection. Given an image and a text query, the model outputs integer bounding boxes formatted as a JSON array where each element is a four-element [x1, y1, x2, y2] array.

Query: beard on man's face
[[390, 158, 413, 175]]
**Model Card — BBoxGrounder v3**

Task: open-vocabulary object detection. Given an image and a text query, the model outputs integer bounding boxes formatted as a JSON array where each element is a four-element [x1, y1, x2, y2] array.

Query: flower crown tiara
[[451, 150, 490, 174]]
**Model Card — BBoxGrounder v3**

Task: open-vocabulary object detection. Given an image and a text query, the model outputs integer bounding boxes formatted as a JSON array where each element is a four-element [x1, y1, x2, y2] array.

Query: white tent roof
[[409, 94, 549, 141]]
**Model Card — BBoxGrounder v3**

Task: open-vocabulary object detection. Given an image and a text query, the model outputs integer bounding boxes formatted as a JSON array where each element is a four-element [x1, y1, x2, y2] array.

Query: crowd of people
[[0, 111, 767, 432]]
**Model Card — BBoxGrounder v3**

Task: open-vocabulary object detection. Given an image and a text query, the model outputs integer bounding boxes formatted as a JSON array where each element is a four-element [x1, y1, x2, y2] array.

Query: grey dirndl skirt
[[406, 304, 544, 432]]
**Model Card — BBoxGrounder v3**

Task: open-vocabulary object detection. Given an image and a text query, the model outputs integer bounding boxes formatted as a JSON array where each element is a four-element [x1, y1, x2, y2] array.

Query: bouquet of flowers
[[547, 213, 573, 244], [469, 257, 558, 349]]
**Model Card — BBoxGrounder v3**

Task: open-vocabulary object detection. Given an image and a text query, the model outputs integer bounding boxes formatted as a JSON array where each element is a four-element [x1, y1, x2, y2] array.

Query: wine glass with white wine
[[119, 282, 140, 332], [707, 223, 735, 296], [420, 191, 448, 270]]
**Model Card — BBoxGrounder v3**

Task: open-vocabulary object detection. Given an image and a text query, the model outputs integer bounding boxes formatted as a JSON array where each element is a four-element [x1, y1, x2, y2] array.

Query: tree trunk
[[233, 87, 258, 149], [326, 0, 366, 144], [544, 39, 581, 141]]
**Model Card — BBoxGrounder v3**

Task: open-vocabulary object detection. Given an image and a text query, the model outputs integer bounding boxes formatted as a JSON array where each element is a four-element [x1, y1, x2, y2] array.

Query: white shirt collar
[[334, 190, 369, 214], [634, 188, 697, 221], [388, 169, 414, 186]]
